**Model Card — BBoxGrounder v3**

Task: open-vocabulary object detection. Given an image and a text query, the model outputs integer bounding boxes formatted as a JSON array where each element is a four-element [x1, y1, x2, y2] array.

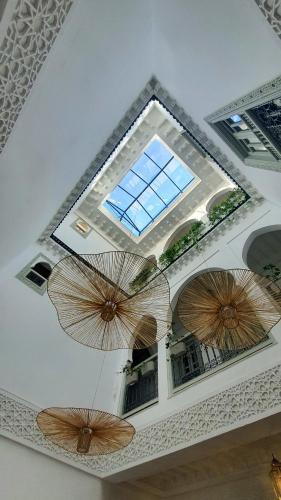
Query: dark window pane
[[26, 271, 45, 287]]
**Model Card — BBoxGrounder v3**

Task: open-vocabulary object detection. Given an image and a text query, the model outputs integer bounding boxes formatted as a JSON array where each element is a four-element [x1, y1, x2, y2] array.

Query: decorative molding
[[206, 74, 281, 123], [0, 0, 73, 153], [1, 362, 281, 477], [38, 77, 263, 266], [255, 0, 281, 41]]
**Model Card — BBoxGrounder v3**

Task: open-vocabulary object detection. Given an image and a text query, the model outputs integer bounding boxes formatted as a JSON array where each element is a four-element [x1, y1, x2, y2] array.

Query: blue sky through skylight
[[104, 138, 194, 236]]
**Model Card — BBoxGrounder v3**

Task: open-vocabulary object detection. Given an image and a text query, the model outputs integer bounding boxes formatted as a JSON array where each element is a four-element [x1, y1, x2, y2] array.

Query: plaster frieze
[[1, 362, 281, 477], [255, 0, 281, 41], [0, 0, 73, 152]]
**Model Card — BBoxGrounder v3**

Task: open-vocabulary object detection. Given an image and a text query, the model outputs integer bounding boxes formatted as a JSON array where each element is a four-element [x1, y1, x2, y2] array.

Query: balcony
[[122, 354, 158, 415], [170, 333, 271, 391]]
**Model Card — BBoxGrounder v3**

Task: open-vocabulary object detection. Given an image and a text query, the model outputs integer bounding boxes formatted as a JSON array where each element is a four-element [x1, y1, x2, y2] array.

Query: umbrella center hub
[[77, 427, 93, 454], [219, 304, 239, 328], [101, 300, 117, 322]]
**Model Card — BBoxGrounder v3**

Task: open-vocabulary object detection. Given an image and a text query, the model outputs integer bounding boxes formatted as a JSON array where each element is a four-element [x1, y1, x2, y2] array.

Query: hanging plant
[[208, 188, 246, 226], [121, 360, 134, 376], [159, 221, 205, 268], [262, 264, 281, 282], [129, 264, 156, 292]]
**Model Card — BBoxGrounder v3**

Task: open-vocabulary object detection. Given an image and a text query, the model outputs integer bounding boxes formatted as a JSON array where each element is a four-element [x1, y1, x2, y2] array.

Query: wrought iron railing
[[170, 334, 270, 389], [123, 355, 158, 414]]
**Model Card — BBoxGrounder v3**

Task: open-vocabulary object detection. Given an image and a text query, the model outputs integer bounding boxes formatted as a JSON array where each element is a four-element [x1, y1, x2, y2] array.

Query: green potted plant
[[208, 188, 246, 226], [122, 360, 139, 386], [159, 220, 205, 268]]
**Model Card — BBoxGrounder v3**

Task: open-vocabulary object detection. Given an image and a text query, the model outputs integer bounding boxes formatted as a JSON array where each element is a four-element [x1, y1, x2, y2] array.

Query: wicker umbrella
[[37, 407, 135, 455], [48, 252, 171, 350], [177, 269, 281, 351]]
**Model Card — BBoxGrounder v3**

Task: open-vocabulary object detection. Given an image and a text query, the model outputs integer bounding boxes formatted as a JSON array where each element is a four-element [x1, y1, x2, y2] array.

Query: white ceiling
[[0, 0, 281, 271]]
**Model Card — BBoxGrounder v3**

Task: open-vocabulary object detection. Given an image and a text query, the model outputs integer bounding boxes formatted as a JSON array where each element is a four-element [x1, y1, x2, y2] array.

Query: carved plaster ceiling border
[[255, 0, 281, 41], [1, 362, 281, 477], [38, 77, 263, 263], [0, 0, 73, 152], [206, 73, 281, 123]]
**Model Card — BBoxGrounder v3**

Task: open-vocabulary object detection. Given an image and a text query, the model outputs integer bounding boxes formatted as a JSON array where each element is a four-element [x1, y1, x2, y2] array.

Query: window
[[16, 254, 53, 295], [103, 138, 194, 236], [206, 77, 281, 172]]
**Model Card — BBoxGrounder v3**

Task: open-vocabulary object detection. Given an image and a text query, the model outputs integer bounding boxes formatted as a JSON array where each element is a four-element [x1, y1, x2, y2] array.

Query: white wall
[[0, 242, 124, 411], [126, 200, 281, 429], [0, 435, 104, 500], [0, 436, 156, 500]]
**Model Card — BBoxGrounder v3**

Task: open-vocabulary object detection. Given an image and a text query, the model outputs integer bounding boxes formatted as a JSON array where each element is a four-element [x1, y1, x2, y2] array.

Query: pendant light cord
[[90, 351, 107, 410]]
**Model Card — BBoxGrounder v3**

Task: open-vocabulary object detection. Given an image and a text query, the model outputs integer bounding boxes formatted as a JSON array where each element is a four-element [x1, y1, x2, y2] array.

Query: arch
[[170, 267, 223, 310], [146, 255, 157, 266], [206, 188, 234, 214], [164, 219, 199, 252], [130, 316, 158, 367], [31, 261, 52, 279], [242, 224, 281, 270]]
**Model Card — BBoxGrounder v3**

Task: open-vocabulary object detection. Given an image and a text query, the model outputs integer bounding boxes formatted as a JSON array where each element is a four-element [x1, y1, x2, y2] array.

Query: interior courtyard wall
[[124, 199, 281, 429], [0, 436, 157, 500], [0, 242, 124, 411]]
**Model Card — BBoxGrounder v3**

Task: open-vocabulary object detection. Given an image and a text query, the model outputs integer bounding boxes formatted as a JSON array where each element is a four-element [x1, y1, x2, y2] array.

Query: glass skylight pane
[[106, 203, 122, 219], [151, 172, 180, 204], [132, 154, 160, 182], [164, 158, 194, 190], [103, 137, 195, 236], [138, 187, 165, 218], [107, 186, 133, 211], [119, 170, 146, 197], [145, 139, 172, 167], [230, 114, 241, 123], [126, 201, 152, 232], [120, 216, 139, 236]]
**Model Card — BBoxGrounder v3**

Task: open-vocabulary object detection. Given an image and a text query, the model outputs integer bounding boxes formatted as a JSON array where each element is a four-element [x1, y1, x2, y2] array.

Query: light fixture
[[37, 407, 135, 455], [177, 269, 281, 350], [47, 251, 171, 350], [270, 455, 281, 499]]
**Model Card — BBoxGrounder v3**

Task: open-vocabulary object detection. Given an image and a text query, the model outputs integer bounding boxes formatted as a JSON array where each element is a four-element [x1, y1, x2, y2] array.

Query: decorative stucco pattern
[[206, 73, 281, 123], [255, 0, 281, 40], [1, 362, 281, 477], [0, 0, 73, 152]]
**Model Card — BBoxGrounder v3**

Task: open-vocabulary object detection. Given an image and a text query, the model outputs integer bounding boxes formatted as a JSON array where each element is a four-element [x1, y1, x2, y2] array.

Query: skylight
[[103, 138, 194, 236]]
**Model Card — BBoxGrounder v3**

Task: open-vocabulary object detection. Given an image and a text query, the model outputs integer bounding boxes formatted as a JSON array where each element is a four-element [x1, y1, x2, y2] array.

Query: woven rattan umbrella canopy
[[48, 251, 171, 350], [177, 269, 281, 351], [37, 407, 135, 455]]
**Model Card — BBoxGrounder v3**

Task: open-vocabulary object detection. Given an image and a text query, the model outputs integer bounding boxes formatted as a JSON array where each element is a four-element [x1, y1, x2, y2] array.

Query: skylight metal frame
[[104, 142, 194, 236]]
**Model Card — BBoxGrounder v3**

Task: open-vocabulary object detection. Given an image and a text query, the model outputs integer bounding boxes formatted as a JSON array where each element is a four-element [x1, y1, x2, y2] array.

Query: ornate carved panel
[[255, 0, 281, 40], [1, 363, 281, 477], [0, 0, 73, 152]]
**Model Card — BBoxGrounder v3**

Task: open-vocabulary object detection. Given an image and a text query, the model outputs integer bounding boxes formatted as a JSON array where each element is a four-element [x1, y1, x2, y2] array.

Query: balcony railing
[[122, 354, 158, 415], [170, 333, 270, 389]]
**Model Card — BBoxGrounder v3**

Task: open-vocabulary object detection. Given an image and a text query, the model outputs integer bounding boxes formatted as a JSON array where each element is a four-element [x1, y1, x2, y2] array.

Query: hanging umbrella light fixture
[[47, 251, 171, 350], [177, 269, 281, 351]]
